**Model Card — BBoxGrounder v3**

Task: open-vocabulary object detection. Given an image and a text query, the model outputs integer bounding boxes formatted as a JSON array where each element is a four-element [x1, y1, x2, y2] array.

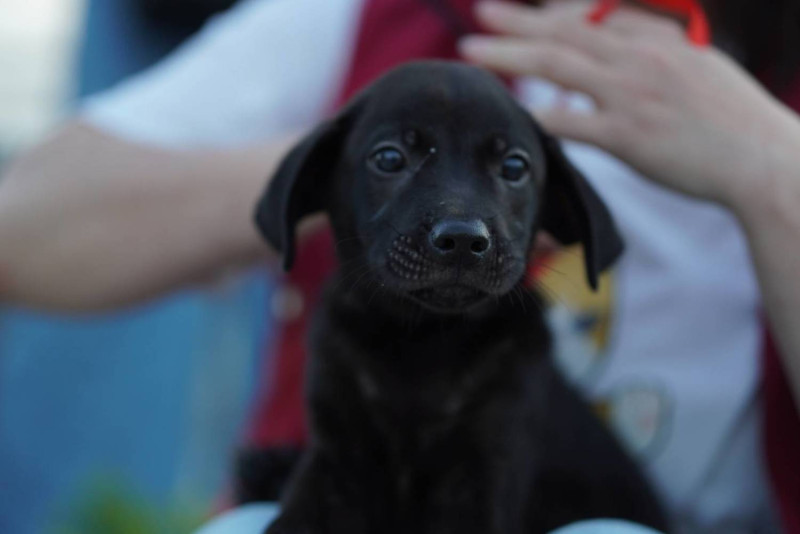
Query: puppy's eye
[[500, 155, 529, 182], [372, 147, 407, 173]]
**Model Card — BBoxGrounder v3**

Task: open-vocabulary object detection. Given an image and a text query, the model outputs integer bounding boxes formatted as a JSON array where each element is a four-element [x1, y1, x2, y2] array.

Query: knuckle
[[605, 109, 659, 150], [528, 48, 561, 78], [655, 18, 684, 38], [638, 43, 670, 67], [635, 44, 681, 88], [621, 75, 663, 103], [605, 116, 635, 147], [628, 106, 667, 141]]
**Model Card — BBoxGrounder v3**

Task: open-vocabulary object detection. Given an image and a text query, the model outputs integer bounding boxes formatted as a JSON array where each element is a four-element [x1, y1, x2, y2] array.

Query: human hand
[[459, 1, 800, 212]]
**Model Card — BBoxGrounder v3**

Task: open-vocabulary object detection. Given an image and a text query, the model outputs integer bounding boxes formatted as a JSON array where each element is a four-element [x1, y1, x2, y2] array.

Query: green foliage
[[51, 479, 207, 534]]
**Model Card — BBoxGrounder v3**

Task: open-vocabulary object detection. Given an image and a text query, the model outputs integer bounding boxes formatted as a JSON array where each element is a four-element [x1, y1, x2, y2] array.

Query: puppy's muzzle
[[428, 218, 492, 264]]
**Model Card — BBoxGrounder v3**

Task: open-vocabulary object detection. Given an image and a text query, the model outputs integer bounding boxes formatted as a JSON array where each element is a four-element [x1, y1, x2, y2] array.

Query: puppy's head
[[255, 61, 622, 313]]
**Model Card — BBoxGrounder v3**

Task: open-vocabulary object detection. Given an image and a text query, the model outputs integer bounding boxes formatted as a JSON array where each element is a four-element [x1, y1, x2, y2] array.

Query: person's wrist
[[723, 136, 800, 230], [711, 105, 800, 212]]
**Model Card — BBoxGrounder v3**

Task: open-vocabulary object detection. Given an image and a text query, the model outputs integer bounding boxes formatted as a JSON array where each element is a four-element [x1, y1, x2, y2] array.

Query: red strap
[[588, 0, 710, 46], [587, 0, 620, 24]]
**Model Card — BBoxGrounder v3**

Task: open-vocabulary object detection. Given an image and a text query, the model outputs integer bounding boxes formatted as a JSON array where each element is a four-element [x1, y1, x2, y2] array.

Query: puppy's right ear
[[254, 116, 350, 271]]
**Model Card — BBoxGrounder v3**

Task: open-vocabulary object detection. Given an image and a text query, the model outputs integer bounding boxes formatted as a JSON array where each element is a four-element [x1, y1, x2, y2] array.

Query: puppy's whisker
[[410, 147, 436, 177], [344, 267, 371, 290], [335, 257, 369, 272], [336, 257, 365, 270], [366, 279, 387, 308], [530, 263, 591, 296], [369, 203, 390, 223], [385, 221, 403, 238], [534, 263, 567, 277], [330, 264, 372, 293], [334, 235, 368, 247], [516, 286, 529, 314], [347, 265, 379, 294], [507, 285, 521, 312], [518, 284, 547, 315], [533, 280, 571, 311], [527, 290, 548, 315]]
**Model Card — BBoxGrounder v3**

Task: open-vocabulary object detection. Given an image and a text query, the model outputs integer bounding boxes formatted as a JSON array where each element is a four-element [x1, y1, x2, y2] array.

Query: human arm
[[0, 121, 297, 310], [458, 1, 800, 407], [0, 0, 362, 311]]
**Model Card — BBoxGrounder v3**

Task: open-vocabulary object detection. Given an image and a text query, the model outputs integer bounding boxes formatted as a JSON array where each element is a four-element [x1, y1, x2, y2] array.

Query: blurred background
[[0, 1, 274, 532]]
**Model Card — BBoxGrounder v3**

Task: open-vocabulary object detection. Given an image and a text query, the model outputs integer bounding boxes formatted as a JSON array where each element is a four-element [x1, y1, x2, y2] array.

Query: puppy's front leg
[[421, 452, 525, 534], [420, 402, 535, 534], [424, 465, 491, 534], [263, 452, 367, 534]]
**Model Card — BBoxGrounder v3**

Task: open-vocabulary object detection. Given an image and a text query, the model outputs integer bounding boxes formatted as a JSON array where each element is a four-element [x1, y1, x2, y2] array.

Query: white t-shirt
[[83, 1, 779, 532]]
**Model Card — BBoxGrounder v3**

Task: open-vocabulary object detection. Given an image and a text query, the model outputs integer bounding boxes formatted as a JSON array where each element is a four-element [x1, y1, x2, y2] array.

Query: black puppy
[[254, 61, 667, 534]]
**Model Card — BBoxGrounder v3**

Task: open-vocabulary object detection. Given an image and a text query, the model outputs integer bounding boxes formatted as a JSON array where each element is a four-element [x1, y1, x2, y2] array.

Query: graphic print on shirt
[[535, 246, 673, 460]]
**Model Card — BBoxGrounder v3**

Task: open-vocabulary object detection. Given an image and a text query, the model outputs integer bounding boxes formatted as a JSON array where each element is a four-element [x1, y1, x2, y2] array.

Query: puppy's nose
[[429, 219, 491, 259]]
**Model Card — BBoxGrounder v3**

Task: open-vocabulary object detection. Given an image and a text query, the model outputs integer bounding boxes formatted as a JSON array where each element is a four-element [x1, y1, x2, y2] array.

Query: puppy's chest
[[354, 348, 489, 421], [313, 290, 551, 445], [323, 320, 539, 430]]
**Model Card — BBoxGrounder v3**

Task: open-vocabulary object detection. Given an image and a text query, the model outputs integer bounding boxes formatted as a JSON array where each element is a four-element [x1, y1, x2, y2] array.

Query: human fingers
[[533, 107, 616, 152], [603, 8, 687, 43], [473, 1, 625, 63], [459, 36, 617, 104]]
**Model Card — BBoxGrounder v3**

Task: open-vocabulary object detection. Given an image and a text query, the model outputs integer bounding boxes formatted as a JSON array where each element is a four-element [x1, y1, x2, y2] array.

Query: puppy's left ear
[[538, 133, 624, 290], [254, 115, 351, 271]]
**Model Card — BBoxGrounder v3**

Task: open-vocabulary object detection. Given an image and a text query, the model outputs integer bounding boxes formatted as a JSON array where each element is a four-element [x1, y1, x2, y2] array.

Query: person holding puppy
[[1, 0, 798, 532], [460, 2, 800, 533]]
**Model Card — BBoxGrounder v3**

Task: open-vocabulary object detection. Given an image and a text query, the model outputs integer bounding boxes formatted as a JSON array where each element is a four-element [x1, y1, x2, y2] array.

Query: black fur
[[252, 61, 667, 534], [237, 446, 306, 504]]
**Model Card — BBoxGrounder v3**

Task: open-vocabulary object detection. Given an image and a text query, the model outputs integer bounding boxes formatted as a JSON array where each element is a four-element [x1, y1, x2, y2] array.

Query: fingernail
[[457, 36, 488, 58]]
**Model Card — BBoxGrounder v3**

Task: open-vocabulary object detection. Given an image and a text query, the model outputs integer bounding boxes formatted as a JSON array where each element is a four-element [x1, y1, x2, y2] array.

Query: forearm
[[727, 144, 800, 410], [0, 120, 296, 311]]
